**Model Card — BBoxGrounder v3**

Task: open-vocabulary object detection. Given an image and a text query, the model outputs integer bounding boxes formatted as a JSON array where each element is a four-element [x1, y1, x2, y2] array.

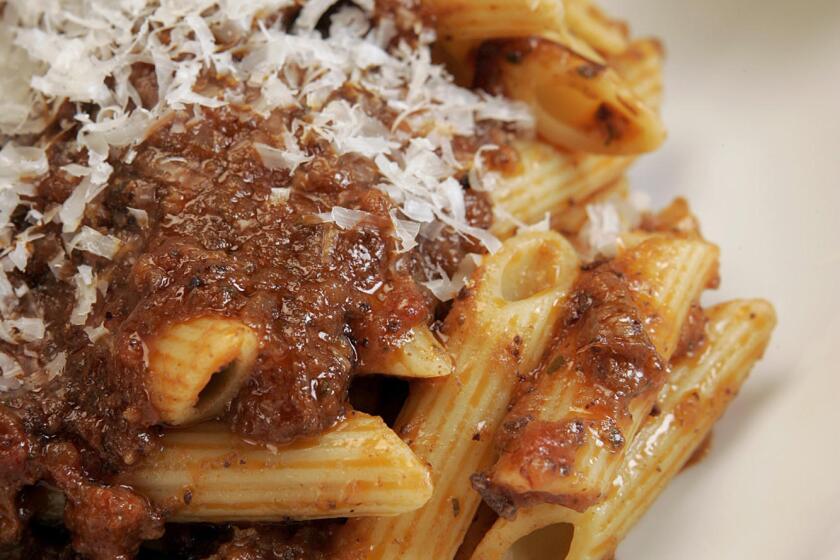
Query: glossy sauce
[[0, 86, 501, 560], [473, 261, 666, 516]]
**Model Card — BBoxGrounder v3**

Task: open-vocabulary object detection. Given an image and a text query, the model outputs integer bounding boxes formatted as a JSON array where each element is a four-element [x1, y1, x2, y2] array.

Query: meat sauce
[[0, 2, 695, 559], [207, 525, 335, 560], [473, 260, 691, 517], [0, 0, 524, 550], [473, 250, 710, 518], [0, 92, 503, 557]]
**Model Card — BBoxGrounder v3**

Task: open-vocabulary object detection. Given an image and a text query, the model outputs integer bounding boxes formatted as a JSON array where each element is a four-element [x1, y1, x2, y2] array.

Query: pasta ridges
[[469, 299, 775, 560], [120, 413, 433, 522]]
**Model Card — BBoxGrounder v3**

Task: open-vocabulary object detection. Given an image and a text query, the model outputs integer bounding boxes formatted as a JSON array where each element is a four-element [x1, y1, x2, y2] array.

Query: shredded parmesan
[[422, 253, 483, 301], [66, 226, 122, 259], [69, 265, 97, 326], [3, 0, 531, 256], [83, 323, 110, 343], [255, 138, 312, 173], [2, 317, 46, 343], [580, 193, 649, 260], [468, 145, 503, 192], [0, 142, 48, 177], [44, 351, 66, 381], [318, 207, 375, 230], [0, 270, 17, 316], [0, 0, 537, 392], [127, 207, 150, 228], [269, 188, 291, 204]]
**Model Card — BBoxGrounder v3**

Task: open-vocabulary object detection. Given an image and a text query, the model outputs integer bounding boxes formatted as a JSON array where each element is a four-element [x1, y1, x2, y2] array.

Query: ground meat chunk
[[62, 483, 163, 560], [43, 443, 164, 560], [0, 409, 38, 543], [207, 525, 334, 560]]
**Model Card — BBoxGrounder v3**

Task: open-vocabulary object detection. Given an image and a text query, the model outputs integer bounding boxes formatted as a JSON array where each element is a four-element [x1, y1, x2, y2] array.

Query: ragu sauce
[[0, 99, 508, 556], [0, 0, 535, 557]]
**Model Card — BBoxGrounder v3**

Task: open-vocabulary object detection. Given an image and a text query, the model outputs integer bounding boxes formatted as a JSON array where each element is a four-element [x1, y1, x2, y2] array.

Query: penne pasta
[[469, 299, 776, 560], [564, 0, 630, 56], [146, 316, 259, 425], [608, 38, 666, 113], [617, 233, 718, 358], [455, 504, 500, 560], [355, 325, 454, 379], [491, 38, 664, 237], [118, 412, 433, 522], [474, 38, 665, 155], [420, 0, 567, 42], [490, 141, 633, 239], [333, 231, 580, 560], [473, 236, 719, 514], [0, 1, 779, 557]]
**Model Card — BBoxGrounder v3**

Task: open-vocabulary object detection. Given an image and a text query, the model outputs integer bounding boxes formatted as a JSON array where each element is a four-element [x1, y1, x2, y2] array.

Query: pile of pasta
[[97, 1, 775, 559]]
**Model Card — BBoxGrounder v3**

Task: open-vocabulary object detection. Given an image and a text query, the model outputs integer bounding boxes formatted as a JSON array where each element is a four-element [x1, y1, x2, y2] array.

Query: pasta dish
[[0, 0, 775, 558]]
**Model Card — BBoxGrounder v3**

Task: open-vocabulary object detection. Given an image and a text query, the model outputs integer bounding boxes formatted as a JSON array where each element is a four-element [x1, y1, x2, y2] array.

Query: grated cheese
[[2, 0, 532, 254], [127, 207, 150, 228], [580, 193, 649, 260], [66, 226, 122, 259], [269, 188, 291, 204], [0, 351, 24, 392], [0, 317, 46, 343], [254, 139, 312, 173], [318, 207, 376, 230], [69, 265, 97, 326], [422, 253, 483, 301], [0, 0, 537, 389], [83, 324, 110, 343], [44, 351, 67, 381]]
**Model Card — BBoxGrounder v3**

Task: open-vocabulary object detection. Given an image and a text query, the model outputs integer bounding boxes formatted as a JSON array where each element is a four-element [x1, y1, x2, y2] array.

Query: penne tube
[[355, 325, 454, 379], [491, 140, 634, 239], [491, 38, 664, 238], [118, 412, 432, 522], [333, 231, 581, 560], [470, 299, 776, 560], [608, 38, 665, 113], [420, 0, 567, 42], [618, 234, 720, 358], [474, 37, 665, 155], [564, 0, 630, 56], [146, 316, 259, 425], [473, 236, 719, 515]]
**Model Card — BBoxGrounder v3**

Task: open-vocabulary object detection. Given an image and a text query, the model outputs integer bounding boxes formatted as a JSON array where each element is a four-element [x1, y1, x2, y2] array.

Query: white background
[[600, 0, 840, 558]]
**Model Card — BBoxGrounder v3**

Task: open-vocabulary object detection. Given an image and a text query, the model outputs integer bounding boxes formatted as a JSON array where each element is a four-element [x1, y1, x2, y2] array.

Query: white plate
[[598, 0, 840, 558]]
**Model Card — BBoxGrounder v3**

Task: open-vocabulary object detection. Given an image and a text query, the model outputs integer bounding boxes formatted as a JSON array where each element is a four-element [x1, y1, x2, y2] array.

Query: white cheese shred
[[66, 226, 122, 259], [69, 265, 97, 326], [0, 0, 539, 395]]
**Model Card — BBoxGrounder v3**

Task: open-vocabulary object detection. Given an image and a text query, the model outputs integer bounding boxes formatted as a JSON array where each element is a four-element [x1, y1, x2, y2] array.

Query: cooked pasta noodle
[[146, 317, 259, 425], [473, 236, 719, 514], [356, 326, 454, 379], [469, 299, 776, 560], [119, 412, 433, 521], [564, 0, 629, 56], [473, 38, 665, 155], [420, 0, 567, 42], [491, 38, 664, 237], [334, 232, 580, 559], [0, 1, 776, 558]]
